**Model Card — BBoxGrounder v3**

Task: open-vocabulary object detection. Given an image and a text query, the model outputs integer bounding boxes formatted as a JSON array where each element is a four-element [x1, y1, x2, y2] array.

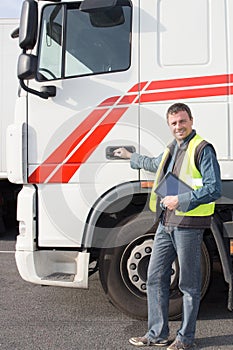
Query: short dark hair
[[166, 103, 193, 120]]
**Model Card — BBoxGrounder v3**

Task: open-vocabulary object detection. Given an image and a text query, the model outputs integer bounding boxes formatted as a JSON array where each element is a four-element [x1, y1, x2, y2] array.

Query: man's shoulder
[[194, 139, 216, 170]]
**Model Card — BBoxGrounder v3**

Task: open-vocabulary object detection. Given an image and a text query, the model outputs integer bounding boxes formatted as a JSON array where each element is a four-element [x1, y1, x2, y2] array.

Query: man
[[114, 103, 221, 350]]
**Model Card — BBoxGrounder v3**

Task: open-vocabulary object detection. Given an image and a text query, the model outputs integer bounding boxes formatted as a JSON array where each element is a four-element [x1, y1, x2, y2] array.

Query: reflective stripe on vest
[[149, 134, 215, 216]]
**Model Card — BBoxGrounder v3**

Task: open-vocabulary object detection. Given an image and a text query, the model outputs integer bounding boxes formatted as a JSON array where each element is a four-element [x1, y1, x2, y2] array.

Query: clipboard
[[154, 172, 192, 198]]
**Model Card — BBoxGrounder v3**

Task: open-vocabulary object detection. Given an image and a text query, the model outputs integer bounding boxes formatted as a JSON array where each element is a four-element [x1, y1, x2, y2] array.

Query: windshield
[[37, 1, 132, 81]]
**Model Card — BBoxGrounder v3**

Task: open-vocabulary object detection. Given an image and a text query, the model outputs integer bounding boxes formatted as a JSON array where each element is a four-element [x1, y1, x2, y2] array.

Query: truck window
[[37, 1, 132, 81]]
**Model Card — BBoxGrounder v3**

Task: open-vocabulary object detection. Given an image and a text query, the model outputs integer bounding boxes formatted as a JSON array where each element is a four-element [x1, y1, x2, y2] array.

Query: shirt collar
[[178, 129, 196, 148]]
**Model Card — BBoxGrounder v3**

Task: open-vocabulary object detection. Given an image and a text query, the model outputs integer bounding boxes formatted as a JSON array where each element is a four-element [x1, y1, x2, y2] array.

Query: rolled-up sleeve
[[178, 145, 222, 212]]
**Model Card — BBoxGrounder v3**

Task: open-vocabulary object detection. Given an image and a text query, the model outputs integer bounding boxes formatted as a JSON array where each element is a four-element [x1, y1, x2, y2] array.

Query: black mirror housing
[[11, 27, 19, 39], [18, 53, 37, 80], [80, 0, 117, 12], [19, 0, 38, 50]]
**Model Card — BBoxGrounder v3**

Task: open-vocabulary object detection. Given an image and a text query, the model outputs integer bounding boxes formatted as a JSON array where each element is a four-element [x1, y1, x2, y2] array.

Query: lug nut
[[132, 275, 139, 282], [129, 263, 137, 270], [145, 247, 152, 254], [141, 283, 147, 290]]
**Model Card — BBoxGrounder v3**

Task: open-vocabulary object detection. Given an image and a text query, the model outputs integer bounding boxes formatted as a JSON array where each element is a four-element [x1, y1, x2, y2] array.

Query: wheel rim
[[120, 234, 179, 298]]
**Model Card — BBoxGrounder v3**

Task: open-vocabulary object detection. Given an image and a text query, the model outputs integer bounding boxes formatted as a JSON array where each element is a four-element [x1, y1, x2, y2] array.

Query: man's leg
[[145, 223, 177, 342], [173, 228, 204, 345]]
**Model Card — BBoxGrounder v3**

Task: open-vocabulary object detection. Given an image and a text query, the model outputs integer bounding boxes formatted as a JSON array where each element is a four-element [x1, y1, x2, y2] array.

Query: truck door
[[27, 0, 139, 247], [139, 0, 228, 179]]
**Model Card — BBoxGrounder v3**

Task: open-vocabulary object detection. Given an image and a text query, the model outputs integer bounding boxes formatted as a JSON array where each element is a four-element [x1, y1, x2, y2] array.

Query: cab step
[[42, 272, 75, 282]]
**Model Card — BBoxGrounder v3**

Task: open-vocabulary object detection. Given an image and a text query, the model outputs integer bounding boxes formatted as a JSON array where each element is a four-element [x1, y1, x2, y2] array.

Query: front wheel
[[99, 212, 211, 320]]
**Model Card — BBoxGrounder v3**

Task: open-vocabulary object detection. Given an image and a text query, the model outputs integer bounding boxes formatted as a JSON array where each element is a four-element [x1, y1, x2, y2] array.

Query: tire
[[99, 211, 211, 320]]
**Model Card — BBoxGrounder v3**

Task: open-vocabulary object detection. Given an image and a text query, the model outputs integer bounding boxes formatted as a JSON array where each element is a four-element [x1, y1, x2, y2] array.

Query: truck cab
[[7, 0, 233, 319]]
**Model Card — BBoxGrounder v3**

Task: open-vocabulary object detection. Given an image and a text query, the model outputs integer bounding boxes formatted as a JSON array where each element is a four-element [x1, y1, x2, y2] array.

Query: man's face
[[167, 110, 193, 144]]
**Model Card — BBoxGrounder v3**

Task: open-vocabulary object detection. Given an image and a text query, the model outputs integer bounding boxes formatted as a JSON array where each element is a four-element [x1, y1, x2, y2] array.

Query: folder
[[154, 172, 192, 198]]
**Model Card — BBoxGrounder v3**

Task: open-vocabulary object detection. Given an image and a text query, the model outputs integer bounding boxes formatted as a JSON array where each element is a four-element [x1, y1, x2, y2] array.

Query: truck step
[[42, 273, 75, 282]]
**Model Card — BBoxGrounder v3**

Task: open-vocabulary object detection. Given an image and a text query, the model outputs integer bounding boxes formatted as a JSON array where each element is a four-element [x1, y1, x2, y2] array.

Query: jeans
[[145, 223, 204, 345]]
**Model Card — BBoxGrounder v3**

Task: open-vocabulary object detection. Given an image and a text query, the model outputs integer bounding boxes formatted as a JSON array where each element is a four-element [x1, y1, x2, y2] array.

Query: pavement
[[0, 227, 232, 350]]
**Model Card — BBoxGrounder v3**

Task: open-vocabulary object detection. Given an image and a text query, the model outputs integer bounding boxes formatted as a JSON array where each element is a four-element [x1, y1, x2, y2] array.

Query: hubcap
[[121, 235, 178, 296]]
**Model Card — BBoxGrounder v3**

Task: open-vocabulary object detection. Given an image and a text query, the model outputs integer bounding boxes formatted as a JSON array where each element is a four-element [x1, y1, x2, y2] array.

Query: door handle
[[106, 146, 136, 160]]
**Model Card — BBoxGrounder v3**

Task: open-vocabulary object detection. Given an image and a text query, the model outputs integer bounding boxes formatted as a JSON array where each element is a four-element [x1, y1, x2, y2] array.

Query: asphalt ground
[[0, 228, 233, 350]]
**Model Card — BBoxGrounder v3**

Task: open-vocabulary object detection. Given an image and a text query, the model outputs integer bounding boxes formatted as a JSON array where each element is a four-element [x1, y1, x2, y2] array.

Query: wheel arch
[[82, 181, 150, 250]]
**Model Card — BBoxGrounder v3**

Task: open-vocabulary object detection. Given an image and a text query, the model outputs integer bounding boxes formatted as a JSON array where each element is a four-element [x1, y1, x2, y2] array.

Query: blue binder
[[154, 172, 192, 198]]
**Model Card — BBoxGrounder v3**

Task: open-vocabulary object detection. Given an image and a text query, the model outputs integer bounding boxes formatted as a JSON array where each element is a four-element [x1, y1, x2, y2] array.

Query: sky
[[0, 0, 24, 18]]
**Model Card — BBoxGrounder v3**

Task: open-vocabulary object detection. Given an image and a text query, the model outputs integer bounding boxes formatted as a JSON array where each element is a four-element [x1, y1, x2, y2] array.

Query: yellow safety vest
[[149, 134, 215, 216]]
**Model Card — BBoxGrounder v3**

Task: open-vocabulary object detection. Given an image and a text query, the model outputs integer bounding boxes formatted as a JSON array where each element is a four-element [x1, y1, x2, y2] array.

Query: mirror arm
[[19, 79, 56, 99]]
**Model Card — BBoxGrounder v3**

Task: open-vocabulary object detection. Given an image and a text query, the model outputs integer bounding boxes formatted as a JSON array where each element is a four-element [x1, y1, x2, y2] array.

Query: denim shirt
[[130, 130, 222, 212]]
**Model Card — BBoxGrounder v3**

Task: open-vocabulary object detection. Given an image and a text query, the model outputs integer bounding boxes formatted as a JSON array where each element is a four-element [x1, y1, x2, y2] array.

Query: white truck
[[7, 0, 233, 320], [0, 18, 20, 232]]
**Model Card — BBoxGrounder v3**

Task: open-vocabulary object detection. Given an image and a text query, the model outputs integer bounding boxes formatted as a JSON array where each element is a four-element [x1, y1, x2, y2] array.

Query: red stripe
[[48, 107, 128, 183], [48, 164, 81, 183], [29, 164, 59, 184], [117, 94, 137, 104], [128, 82, 148, 92], [138, 86, 229, 104], [98, 96, 120, 107], [28, 108, 108, 183], [146, 74, 231, 91]]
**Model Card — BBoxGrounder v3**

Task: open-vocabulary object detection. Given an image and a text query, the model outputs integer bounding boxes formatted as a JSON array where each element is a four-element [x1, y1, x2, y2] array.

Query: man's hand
[[113, 147, 132, 159], [161, 196, 179, 211]]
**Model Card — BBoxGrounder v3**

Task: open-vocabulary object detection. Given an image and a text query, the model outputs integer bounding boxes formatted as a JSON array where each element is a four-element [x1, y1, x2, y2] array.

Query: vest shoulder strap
[[194, 140, 215, 171]]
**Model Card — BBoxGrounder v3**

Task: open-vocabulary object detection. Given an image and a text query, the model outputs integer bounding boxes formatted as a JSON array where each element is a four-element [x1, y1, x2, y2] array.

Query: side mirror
[[80, 0, 117, 12], [89, 7, 125, 27], [18, 53, 37, 80], [80, 0, 124, 28], [19, 0, 38, 50], [17, 53, 56, 99]]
